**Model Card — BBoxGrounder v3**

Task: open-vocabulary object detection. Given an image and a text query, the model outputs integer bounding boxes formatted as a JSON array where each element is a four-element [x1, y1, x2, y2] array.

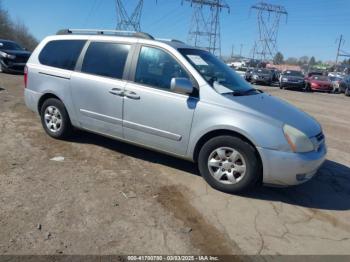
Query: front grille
[[14, 56, 29, 63]]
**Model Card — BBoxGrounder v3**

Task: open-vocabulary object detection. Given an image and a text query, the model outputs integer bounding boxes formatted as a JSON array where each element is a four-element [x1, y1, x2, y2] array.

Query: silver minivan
[[24, 29, 327, 193]]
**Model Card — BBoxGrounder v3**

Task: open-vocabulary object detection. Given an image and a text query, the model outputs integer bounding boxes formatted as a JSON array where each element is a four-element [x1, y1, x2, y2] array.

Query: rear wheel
[[40, 98, 73, 139], [198, 136, 261, 194]]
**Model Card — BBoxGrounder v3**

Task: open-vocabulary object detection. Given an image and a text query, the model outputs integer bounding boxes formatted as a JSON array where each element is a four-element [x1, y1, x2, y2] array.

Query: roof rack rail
[[56, 29, 154, 40], [156, 38, 185, 44]]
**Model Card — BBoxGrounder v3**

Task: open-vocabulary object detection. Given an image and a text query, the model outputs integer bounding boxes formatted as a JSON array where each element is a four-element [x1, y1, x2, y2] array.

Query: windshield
[[0, 41, 23, 51], [179, 48, 255, 94], [254, 69, 270, 74], [313, 76, 328, 81], [329, 76, 341, 81], [283, 71, 303, 77]]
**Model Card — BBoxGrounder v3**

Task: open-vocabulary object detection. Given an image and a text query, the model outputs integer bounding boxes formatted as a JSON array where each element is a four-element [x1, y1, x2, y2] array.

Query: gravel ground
[[0, 73, 349, 255]]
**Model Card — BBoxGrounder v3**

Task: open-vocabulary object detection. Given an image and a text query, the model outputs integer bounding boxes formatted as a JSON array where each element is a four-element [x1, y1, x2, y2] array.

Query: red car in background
[[305, 75, 333, 92]]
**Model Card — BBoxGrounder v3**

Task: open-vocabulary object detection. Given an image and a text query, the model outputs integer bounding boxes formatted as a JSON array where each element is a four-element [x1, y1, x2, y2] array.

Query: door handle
[[109, 88, 124, 96], [125, 91, 140, 100]]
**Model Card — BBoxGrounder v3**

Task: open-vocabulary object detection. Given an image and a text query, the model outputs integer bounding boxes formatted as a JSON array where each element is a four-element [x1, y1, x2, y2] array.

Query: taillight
[[24, 66, 28, 88]]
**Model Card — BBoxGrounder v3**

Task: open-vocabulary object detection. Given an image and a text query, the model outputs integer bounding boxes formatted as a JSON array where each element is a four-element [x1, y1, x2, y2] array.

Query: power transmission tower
[[251, 2, 287, 61], [335, 35, 350, 60], [184, 0, 230, 57], [115, 0, 144, 31]]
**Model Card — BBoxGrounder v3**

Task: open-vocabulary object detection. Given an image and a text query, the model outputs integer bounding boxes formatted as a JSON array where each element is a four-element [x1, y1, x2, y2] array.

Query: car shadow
[[69, 130, 198, 175], [70, 131, 350, 211], [240, 160, 350, 211]]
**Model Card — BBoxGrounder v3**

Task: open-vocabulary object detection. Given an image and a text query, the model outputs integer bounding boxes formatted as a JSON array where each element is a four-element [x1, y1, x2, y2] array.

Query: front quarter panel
[[187, 100, 288, 160]]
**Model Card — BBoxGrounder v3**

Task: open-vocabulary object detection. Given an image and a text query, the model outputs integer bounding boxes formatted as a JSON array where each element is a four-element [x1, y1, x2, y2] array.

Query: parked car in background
[[305, 75, 333, 92], [268, 68, 280, 83], [24, 29, 327, 193], [231, 60, 247, 70], [328, 72, 344, 78], [279, 70, 305, 90], [250, 68, 273, 85], [244, 67, 255, 82], [0, 39, 31, 73], [339, 75, 350, 96], [328, 76, 343, 93]]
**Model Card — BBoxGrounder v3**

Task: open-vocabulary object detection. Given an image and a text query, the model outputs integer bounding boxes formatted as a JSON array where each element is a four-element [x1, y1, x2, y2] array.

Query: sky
[[2, 0, 350, 61]]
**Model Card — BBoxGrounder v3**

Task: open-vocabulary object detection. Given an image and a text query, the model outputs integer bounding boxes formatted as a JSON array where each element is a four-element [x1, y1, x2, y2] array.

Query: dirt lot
[[0, 73, 350, 255]]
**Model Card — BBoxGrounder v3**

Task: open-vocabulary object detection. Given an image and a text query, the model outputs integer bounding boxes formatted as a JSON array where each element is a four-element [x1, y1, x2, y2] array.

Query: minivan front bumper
[[257, 143, 327, 186]]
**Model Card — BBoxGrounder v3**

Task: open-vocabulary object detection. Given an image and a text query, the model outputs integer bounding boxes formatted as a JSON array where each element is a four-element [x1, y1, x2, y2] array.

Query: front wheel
[[198, 136, 261, 194], [40, 98, 73, 139]]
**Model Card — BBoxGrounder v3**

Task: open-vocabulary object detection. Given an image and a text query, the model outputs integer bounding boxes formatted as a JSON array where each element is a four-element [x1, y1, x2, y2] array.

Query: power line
[[184, 0, 230, 57]]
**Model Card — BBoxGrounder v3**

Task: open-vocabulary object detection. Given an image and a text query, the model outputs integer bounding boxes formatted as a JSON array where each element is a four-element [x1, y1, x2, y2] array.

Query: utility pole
[[184, 0, 230, 57], [240, 44, 243, 58], [115, 0, 144, 31], [335, 34, 343, 67], [251, 2, 287, 61], [231, 44, 234, 58]]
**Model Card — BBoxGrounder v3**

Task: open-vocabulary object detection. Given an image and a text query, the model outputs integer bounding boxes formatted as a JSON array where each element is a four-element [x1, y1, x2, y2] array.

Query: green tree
[[0, 3, 38, 51], [299, 56, 309, 65], [309, 56, 316, 66], [285, 57, 298, 65], [273, 52, 284, 65]]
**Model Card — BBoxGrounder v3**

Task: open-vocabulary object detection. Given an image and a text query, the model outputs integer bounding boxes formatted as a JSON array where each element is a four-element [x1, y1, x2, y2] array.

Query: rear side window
[[39, 40, 86, 70], [81, 42, 130, 79]]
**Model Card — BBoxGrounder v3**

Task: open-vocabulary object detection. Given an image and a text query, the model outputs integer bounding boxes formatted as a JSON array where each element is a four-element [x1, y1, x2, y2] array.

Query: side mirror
[[170, 78, 194, 95]]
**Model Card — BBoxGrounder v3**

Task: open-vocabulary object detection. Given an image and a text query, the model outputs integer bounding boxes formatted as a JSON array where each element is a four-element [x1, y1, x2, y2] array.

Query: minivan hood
[[223, 93, 321, 137]]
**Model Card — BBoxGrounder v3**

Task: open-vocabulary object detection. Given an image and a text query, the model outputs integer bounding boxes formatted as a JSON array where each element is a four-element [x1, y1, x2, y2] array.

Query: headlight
[[0, 51, 15, 59], [253, 75, 258, 79], [283, 124, 314, 153], [281, 77, 288, 82]]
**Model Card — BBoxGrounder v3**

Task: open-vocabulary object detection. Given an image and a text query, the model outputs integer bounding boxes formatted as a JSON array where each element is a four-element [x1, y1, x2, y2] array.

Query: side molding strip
[[80, 109, 123, 125], [123, 120, 182, 141]]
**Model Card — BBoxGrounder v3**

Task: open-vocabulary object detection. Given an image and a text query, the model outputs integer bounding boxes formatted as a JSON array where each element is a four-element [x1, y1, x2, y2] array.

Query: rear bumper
[[24, 89, 42, 114], [257, 143, 327, 186]]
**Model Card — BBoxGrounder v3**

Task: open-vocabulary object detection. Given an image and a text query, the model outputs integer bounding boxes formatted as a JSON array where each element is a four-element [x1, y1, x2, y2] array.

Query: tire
[[40, 98, 73, 139], [345, 88, 350, 97], [198, 135, 261, 194]]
